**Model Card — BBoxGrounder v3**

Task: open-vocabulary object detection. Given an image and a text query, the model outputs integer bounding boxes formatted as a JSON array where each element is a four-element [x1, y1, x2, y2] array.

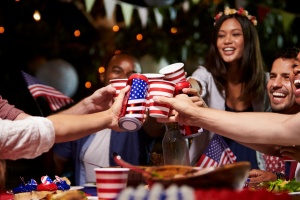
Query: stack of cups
[[94, 168, 129, 200], [159, 62, 186, 84], [159, 62, 202, 138]]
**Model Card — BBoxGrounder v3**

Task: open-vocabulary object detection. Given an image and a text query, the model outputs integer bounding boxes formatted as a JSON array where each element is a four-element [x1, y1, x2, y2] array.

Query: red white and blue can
[[175, 80, 202, 138], [118, 74, 149, 132]]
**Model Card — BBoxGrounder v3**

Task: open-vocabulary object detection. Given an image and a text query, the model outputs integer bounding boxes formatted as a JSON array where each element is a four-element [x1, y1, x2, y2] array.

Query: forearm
[[192, 108, 292, 145], [59, 98, 92, 115], [48, 110, 115, 143]]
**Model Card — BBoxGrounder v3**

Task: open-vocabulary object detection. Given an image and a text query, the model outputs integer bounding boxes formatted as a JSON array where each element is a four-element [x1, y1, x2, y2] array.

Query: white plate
[[87, 197, 98, 200], [289, 191, 300, 195], [84, 183, 96, 187], [70, 186, 84, 190]]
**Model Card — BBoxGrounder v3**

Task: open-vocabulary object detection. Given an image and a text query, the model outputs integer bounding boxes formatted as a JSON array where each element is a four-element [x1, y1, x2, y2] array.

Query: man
[[248, 47, 300, 185], [52, 52, 166, 186], [152, 50, 300, 148]]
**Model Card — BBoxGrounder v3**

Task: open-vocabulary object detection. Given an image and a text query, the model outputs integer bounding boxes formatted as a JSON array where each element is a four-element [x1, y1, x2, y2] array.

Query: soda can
[[118, 74, 149, 132], [175, 80, 203, 138]]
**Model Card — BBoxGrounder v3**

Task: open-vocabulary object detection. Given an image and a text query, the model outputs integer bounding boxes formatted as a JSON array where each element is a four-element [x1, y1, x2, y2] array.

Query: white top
[[0, 116, 55, 160], [83, 129, 111, 183]]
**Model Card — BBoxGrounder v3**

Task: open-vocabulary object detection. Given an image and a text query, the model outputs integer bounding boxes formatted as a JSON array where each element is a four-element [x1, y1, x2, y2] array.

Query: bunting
[[83, 0, 300, 35]]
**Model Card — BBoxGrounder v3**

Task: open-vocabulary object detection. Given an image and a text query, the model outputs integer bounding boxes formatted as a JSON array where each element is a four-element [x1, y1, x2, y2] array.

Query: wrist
[[272, 171, 285, 180]]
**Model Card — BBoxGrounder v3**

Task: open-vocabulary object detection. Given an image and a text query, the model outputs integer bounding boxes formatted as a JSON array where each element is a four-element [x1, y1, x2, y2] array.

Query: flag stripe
[[196, 134, 236, 168], [22, 71, 73, 111]]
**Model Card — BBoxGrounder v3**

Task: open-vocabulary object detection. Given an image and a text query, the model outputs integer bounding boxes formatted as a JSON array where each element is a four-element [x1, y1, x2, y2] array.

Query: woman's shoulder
[[191, 65, 213, 77]]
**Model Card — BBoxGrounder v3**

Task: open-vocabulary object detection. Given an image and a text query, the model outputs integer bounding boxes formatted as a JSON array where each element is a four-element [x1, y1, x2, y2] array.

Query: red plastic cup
[[118, 74, 149, 131], [148, 80, 176, 118], [143, 73, 165, 109], [94, 168, 129, 200], [109, 79, 128, 101], [159, 63, 186, 84], [175, 80, 203, 138]]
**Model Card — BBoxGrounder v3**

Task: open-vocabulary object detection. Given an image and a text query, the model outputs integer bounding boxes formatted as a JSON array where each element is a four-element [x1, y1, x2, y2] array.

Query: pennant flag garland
[[104, 0, 117, 21], [84, 0, 96, 13], [21, 71, 74, 111], [196, 134, 236, 168], [120, 2, 134, 27]]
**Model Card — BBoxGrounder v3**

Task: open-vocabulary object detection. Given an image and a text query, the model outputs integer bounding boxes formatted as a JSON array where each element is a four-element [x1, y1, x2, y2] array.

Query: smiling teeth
[[294, 80, 300, 84], [224, 48, 234, 51], [273, 92, 285, 97]]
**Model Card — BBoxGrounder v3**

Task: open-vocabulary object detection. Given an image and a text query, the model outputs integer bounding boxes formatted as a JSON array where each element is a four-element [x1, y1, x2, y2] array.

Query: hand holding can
[[118, 74, 149, 132]]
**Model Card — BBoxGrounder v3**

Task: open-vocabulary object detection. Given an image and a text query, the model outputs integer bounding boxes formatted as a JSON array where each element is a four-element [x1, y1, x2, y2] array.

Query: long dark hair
[[205, 13, 266, 101]]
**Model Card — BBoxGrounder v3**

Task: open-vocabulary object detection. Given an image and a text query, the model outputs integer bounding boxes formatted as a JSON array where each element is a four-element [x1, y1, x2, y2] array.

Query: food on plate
[[257, 179, 300, 193], [143, 162, 250, 190], [144, 165, 199, 180], [45, 190, 88, 200]]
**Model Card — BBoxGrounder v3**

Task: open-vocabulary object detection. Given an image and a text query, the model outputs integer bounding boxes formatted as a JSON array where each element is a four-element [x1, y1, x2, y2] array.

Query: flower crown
[[214, 7, 257, 26]]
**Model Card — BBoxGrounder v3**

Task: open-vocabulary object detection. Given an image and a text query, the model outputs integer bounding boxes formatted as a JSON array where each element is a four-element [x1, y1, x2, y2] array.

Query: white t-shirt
[[0, 116, 55, 160], [82, 129, 111, 183]]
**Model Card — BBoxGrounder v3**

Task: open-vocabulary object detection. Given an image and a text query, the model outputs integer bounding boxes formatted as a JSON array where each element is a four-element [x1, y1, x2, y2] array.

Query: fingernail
[[246, 178, 250, 183]]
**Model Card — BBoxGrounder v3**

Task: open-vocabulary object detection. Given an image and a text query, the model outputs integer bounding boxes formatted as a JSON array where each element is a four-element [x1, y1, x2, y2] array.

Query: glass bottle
[[162, 122, 190, 165]]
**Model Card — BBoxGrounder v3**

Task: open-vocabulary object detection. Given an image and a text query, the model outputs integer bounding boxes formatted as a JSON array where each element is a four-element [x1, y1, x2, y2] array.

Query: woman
[[189, 7, 271, 168]]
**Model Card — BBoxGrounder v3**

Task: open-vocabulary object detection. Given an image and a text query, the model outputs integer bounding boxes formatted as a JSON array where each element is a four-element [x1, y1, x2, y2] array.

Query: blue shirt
[[53, 128, 155, 186]]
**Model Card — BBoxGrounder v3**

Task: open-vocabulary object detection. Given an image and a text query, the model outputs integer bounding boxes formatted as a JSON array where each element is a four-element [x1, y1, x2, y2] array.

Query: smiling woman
[[188, 7, 270, 170]]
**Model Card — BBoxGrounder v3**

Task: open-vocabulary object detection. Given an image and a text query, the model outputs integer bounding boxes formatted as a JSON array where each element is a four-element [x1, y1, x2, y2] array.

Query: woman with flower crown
[[188, 7, 271, 170]]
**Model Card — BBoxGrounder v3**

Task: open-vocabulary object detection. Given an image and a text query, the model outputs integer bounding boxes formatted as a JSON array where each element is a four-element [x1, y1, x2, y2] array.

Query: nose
[[272, 77, 283, 88], [224, 35, 232, 44]]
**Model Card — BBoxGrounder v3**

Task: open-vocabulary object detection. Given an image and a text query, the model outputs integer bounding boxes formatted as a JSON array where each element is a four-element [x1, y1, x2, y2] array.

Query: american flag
[[41, 175, 53, 184], [22, 71, 73, 111], [124, 78, 148, 119], [196, 134, 236, 168]]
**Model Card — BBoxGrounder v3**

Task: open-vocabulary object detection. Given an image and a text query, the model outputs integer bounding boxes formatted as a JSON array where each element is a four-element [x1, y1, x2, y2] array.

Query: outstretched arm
[[60, 85, 116, 115], [153, 94, 298, 146], [48, 86, 129, 143]]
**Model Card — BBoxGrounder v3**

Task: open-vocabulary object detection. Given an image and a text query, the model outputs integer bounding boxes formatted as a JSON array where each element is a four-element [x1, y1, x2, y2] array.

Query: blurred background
[[1, 0, 300, 103], [0, 0, 300, 188]]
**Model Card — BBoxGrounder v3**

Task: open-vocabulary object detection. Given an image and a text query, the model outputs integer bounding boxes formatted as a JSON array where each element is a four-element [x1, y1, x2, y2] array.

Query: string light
[[74, 30, 81, 37], [85, 81, 92, 88], [112, 25, 119, 32], [170, 27, 177, 34], [136, 33, 143, 41], [98, 66, 105, 73], [0, 26, 4, 34], [33, 10, 41, 21]]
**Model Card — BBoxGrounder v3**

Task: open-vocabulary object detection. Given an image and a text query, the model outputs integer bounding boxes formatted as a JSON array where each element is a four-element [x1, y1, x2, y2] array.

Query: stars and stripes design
[[22, 71, 73, 111], [124, 78, 148, 119], [41, 175, 53, 184], [263, 154, 285, 174], [196, 134, 236, 168]]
